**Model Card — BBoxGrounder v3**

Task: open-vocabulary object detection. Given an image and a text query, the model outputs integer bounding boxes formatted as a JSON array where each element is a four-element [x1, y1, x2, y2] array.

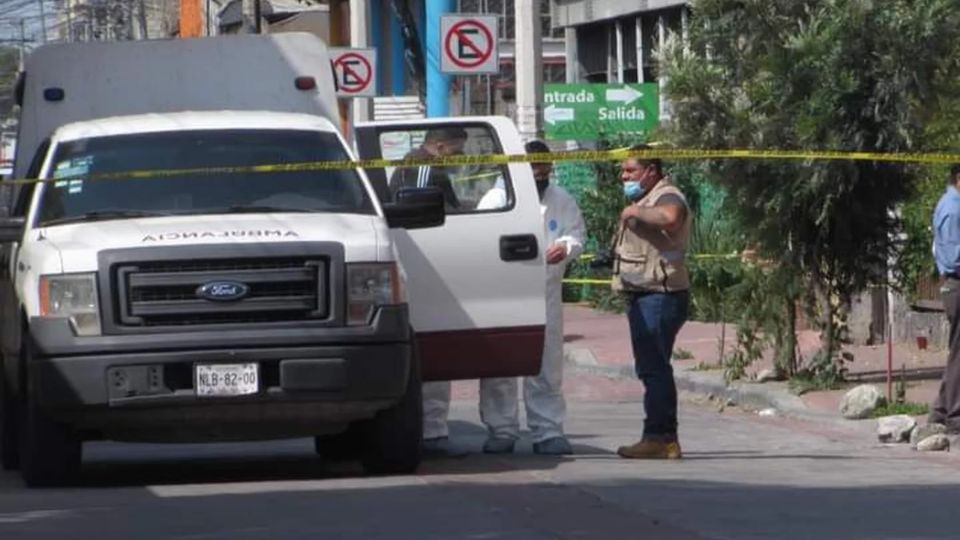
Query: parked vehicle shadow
[[22, 419, 615, 489]]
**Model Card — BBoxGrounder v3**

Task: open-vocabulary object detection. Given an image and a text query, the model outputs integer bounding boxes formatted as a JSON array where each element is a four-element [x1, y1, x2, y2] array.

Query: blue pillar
[[425, 0, 454, 117], [388, 1, 406, 95], [370, 0, 383, 95]]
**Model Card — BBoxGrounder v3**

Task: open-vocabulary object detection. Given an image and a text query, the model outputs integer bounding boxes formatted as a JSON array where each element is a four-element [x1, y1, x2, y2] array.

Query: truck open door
[[355, 117, 546, 381]]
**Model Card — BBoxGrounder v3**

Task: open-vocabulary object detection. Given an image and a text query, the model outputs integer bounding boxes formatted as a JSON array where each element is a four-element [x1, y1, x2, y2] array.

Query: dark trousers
[[931, 279, 960, 432], [626, 290, 690, 438]]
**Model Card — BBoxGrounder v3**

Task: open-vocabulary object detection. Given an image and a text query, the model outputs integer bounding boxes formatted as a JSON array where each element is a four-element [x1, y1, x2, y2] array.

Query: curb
[[563, 346, 855, 429]]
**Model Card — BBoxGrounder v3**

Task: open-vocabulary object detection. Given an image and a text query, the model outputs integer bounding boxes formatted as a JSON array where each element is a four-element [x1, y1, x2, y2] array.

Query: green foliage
[[791, 349, 852, 394], [688, 257, 745, 322], [663, 0, 960, 377], [871, 401, 930, 418], [0, 46, 18, 119], [898, 168, 943, 299]]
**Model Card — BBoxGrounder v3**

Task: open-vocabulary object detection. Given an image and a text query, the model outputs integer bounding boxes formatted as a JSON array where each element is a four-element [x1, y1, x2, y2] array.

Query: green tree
[[661, 0, 960, 374], [0, 46, 19, 119]]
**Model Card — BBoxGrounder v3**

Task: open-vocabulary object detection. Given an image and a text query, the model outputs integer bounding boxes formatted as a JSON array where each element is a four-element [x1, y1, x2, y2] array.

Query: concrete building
[[56, 0, 181, 41], [217, 0, 330, 39], [553, 0, 687, 82]]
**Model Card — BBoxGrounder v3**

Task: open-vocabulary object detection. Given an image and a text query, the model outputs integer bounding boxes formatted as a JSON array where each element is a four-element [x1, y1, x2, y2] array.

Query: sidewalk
[[562, 304, 946, 425]]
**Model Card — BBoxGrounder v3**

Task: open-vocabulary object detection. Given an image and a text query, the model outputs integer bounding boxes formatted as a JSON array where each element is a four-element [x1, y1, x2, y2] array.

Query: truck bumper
[[25, 307, 411, 442]]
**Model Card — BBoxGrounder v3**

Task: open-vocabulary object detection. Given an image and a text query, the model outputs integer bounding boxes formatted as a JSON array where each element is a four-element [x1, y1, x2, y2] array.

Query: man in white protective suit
[[476, 139, 586, 455]]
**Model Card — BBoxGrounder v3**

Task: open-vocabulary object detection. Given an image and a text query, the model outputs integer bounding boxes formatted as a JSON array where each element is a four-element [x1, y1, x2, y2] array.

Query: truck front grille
[[115, 257, 327, 327]]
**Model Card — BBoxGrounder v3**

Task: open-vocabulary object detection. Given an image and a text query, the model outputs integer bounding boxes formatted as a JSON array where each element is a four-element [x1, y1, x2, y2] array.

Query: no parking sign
[[330, 48, 377, 98], [440, 15, 499, 75]]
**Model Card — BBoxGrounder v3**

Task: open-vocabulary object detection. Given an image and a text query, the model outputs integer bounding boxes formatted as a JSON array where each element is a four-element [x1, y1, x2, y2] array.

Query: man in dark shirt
[[388, 126, 467, 211]]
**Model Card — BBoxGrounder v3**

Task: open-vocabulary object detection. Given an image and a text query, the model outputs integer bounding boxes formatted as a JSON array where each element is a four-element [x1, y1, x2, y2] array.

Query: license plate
[[195, 363, 258, 397]]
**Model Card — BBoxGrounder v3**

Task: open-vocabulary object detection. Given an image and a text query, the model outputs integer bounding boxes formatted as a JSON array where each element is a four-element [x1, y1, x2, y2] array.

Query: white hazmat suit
[[478, 183, 586, 443]]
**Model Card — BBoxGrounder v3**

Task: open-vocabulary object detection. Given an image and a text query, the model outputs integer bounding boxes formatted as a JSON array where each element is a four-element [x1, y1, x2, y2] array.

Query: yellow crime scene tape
[[9, 147, 960, 186], [10, 147, 948, 286], [566, 253, 741, 287]]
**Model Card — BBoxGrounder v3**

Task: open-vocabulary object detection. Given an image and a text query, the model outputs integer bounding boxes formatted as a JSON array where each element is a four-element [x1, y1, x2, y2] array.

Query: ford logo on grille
[[196, 281, 250, 302]]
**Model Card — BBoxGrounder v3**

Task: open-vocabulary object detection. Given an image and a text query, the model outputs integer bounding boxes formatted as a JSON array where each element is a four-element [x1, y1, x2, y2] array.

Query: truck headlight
[[346, 263, 404, 326], [39, 273, 101, 336]]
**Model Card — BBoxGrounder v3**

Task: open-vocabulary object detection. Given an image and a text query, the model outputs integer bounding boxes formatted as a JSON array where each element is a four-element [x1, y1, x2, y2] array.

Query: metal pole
[[658, 14, 668, 121], [254, 0, 261, 33], [138, 0, 148, 39], [635, 16, 643, 83], [564, 26, 577, 83], [681, 6, 689, 57], [66, 0, 73, 42], [37, 0, 48, 42], [18, 19, 25, 67], [350, 0, 371, 123], [426, 0, 455, 117], [515, 0, 543, 139], [615, 19, 623, 83]]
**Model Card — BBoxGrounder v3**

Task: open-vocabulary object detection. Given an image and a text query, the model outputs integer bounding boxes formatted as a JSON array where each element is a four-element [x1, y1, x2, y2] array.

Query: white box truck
[[0, 33, 546, 486]]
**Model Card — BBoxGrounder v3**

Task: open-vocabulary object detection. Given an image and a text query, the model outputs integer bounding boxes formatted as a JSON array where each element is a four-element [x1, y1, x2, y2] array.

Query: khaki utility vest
[[612, 178, 692, 293]]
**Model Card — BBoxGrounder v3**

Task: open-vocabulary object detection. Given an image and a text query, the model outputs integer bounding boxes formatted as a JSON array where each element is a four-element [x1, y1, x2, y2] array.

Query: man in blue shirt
[[930, 164, 960, 433]]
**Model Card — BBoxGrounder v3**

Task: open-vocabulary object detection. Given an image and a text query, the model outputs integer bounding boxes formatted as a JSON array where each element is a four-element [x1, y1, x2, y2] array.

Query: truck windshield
[[37, 129, 375, 225]]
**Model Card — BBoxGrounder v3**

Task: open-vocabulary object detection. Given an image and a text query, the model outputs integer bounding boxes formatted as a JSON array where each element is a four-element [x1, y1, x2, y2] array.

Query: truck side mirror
[[0, 216, 25, 243], [383, 187, 446, 229]]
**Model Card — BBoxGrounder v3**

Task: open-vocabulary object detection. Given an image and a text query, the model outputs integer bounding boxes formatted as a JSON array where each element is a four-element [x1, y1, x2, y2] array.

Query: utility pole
[[17, 19, 26, 68], [138, 0, 148, 39], [37, 0, 48, 42], [514, 0, 543, 140], [180, 0, 203, 38], [350, 0, 370, 123], [241, 0, 259, 33], [65, 0, 73, 42], [329, 0, 350, 136]]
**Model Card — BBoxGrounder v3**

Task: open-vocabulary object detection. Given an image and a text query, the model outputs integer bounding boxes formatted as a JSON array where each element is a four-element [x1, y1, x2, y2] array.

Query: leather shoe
[[617, 439, 682, 459]]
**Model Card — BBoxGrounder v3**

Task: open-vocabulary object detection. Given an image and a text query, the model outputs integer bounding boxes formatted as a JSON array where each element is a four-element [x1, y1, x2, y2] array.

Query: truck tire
[[314, 423, 363, 462], [360, 343, 422, 475], [18, 340, 81, 487], [0, 374, 18, 471]]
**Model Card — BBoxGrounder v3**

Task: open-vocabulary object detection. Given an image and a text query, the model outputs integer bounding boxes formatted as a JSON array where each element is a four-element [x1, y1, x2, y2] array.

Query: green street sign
[[543, 83, 659, 141]]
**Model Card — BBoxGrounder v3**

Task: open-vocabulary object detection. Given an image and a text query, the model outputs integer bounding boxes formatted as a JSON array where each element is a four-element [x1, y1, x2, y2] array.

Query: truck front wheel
[[18, 340, 81, 487], [360, 344, 422, 475], [314, 423, 363, 462], [0, 373, 18, 470]]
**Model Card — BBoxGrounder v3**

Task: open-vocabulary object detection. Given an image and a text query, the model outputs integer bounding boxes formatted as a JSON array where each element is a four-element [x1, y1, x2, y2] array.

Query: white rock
[[758, 408, 777, 417], [877, 415, 917, 443], [910, 423, 947, 446], [756, 369, 779, 383], [839, 385, 885, 419], [916, 434, 951, 452]]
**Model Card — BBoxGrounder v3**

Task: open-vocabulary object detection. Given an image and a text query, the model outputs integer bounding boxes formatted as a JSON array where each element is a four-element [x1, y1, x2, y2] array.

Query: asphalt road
[[2, 389, 959, 540]]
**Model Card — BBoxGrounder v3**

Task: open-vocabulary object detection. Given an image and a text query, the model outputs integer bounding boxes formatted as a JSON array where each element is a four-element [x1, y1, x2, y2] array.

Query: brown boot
[[617, 439, 682, 459]]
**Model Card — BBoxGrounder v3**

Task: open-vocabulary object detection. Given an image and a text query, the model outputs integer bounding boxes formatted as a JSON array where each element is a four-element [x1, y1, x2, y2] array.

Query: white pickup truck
[[0, 34, 546, 486]]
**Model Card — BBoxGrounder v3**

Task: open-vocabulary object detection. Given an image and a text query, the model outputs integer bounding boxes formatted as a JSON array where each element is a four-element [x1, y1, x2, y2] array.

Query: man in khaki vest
[[612, 145, 692, 459]]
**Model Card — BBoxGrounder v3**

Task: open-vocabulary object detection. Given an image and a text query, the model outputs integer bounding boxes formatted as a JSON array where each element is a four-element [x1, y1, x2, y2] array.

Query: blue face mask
[[623, 181, 646, 201]]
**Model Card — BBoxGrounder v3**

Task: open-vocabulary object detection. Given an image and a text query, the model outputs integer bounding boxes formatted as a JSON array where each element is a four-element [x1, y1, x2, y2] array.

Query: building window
[[458, 0, 561, 40]]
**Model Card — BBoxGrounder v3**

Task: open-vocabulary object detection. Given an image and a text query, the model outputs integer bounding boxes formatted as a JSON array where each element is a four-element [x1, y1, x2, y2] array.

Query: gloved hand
[[589, 250, 614, 269]]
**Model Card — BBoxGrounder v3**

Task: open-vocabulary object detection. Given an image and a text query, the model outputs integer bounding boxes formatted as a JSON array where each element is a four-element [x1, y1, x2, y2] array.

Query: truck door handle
[[500, 234, 539, 261]]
